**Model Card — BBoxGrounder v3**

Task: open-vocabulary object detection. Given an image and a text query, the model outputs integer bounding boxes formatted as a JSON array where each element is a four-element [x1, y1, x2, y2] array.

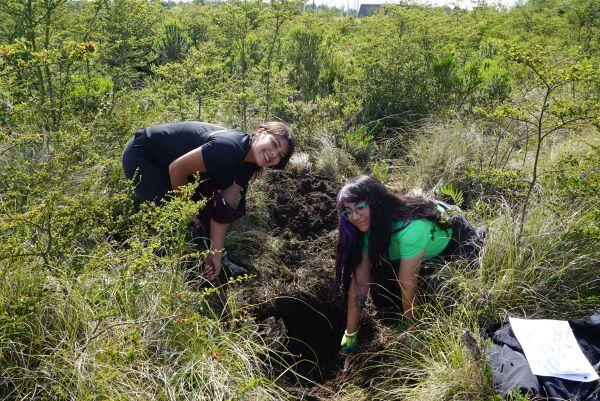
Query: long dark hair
[[334, 175, 443, 295]]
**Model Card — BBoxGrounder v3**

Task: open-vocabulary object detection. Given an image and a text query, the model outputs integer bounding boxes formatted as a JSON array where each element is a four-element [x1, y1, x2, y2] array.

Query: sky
[[311, 0, 520, 10]]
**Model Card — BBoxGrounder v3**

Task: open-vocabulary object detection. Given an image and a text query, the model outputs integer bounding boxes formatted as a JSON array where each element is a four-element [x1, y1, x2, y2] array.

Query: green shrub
[[343, 125, 374, 164], [464, 167, 529, 206], [546, 144, 600, 203]]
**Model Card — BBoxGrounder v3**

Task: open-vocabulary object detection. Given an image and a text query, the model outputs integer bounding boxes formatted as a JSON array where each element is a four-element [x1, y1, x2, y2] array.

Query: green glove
[[340, 330, 358, 356]]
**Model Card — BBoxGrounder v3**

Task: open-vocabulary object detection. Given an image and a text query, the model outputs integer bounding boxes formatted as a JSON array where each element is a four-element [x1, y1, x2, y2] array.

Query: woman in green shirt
[[334, 176, 482, 355]]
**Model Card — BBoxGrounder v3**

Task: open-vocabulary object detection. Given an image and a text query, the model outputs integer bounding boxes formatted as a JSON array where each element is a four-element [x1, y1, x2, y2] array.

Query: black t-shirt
[[143, 121, 259, 189]]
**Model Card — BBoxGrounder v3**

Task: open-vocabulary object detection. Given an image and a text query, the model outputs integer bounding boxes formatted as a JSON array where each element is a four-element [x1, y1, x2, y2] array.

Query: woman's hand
[[203, 184, 242, 282], [204, 251, 223, 281], [340, 330, 359, 356]]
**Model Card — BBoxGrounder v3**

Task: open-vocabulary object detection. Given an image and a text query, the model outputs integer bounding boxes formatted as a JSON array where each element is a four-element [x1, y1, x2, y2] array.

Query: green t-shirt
[[361, 206, 452, 261]]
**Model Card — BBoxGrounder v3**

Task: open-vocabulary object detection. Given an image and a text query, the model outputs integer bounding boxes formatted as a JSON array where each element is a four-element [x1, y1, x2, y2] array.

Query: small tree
[[0, 0, 69, 131], [214, 0, 264, 131], [566, 0, 600, 57], [156, 20, 189, 64], [96, 0, 160, 86], [261, 0, 301, 119], [184, 44, 225, 120], [491, 44, 599, 238]]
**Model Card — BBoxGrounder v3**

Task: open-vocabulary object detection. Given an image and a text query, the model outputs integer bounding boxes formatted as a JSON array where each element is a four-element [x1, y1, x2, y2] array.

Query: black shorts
[[121, 130, 172, 204]]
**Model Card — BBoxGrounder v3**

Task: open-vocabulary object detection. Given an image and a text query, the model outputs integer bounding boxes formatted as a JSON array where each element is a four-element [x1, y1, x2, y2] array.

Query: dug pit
[[250, 171, 362, 383], [268, 291, 346, 382], [257, 286, 378, 387]]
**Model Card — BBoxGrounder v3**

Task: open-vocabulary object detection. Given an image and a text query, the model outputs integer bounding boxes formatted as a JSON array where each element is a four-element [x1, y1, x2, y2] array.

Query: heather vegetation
[[1, 0, 599, 399]]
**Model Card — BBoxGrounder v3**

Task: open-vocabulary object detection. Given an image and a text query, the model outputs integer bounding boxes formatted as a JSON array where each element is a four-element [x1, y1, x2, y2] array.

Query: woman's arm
[[168, 147, 207, 192], [204, 183, 243, 281], [397, 250, 426, 320], [346, 252, 371, 333]]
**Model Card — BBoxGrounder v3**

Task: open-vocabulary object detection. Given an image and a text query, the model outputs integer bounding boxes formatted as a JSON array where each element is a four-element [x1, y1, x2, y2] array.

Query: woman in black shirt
[[122, 121, 294, 280]]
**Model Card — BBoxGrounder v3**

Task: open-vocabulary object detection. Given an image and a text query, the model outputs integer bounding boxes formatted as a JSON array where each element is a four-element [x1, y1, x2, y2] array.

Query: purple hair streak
[[334, 184, 361, 289]]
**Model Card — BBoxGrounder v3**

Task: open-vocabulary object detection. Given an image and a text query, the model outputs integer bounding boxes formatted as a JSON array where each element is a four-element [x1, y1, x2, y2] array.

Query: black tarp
[[487, 312, 600, 400]]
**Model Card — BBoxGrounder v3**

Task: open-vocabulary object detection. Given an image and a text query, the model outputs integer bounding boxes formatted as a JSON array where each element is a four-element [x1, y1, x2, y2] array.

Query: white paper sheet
[[509, 317, 599, 382]]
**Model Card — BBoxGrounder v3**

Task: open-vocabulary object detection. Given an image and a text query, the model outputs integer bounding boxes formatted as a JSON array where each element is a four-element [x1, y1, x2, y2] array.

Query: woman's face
[[341, 200, 371, 232], [251, 129, 289, 168]]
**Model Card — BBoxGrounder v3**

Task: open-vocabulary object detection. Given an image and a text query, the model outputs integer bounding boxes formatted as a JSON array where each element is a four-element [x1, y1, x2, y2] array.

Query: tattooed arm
[[346, 252, 371, 333]]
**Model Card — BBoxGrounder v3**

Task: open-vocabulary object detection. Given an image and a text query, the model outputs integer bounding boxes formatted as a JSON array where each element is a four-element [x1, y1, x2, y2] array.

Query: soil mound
[[261, 171, 339, 240]]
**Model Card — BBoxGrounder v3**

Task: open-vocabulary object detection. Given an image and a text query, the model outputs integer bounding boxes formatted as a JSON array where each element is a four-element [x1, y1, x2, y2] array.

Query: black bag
[[443, 213, 486, 262], [487, 312, 600, 400], [196, 179, 248, 224], [206, 191, 246, 224]]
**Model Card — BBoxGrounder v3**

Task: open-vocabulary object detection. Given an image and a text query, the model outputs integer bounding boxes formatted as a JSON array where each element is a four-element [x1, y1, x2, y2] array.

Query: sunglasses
[[340, 201, 368, 220]]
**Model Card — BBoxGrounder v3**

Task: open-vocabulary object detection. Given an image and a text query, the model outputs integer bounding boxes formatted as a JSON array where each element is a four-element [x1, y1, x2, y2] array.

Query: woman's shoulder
[[148, 120, 224, 133], [200, 129, 252, 181], [203, 129, 251, 152], [388, 219, 434, 259], [390, 219, 435, 243], [392, 218, 434, 233]]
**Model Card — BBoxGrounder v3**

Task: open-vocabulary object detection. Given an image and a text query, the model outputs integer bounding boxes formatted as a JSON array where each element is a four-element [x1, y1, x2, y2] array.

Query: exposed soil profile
[[261, 170, 340, 240], [249, 171, 348, 384], [248, 171, 383, 391]]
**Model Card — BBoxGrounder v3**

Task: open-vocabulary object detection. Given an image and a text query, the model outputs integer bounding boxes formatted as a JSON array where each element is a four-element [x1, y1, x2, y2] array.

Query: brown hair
[[257, 121, 295, 170]]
